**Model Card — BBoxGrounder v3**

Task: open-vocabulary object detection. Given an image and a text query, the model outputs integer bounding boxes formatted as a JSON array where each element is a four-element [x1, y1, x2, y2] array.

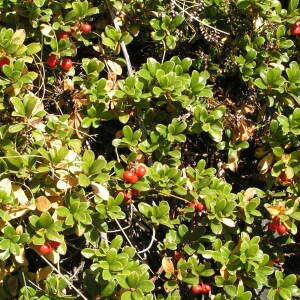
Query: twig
[[114, 218, 154, 274], [173, 1, 230, 35], [151, 188, 189, 203], [161, 40, 167, 64], [39, 255, 89, 300], [138, 226, 156, 254]]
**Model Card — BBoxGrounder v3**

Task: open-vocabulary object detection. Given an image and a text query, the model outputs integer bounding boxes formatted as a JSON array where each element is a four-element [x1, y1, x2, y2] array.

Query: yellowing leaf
[[36, 196, 51, 212], [177, 269, 183, 281], [12, 29, 26, 45], [243, 188, 257, 202], [162, 257, 175, 274]]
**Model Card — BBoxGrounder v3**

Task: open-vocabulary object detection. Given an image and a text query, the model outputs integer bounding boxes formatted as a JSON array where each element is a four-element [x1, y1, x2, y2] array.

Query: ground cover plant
[[0, 0, 299, 299]]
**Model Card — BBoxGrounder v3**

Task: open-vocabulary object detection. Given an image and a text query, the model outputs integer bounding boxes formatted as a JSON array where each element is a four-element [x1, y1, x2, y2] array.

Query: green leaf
[[33, 0, 45, 7], [26, 43, 42, 55], [38, 212, 53, 228], [79, 174, 90, 187], [288, 0, 299, 12]]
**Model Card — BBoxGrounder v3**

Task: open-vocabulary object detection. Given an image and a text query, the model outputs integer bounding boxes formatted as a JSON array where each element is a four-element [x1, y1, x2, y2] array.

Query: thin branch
[[138, 226, 156, 254], [173, 1, 230, 36], [39, 255, 89, 300]]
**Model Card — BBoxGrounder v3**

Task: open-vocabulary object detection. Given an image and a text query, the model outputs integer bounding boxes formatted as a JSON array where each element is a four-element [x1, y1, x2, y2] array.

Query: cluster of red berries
[[0, 57, 10, 69], [36, 241, 60, 254], [123, 165, 147, 184], [47, 55, 73, 70], [188, 201, 205, 211], [291, 21, 300, 35], [47, 23, 92, 70], [191, 283, 211, 294], [268, 216, 288, 234], [118, 166, 147, 203]]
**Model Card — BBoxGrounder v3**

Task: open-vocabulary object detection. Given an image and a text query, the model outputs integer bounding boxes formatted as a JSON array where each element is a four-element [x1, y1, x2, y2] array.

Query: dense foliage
[[0, 0, 299, 299]]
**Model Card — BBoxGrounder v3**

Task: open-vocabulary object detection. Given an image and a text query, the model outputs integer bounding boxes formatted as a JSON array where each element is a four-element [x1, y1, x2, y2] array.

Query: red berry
[[49, 241, 61, 248], [61, 58, 73, 70], [130, 173, 139, 184], [279, 171, 290, 182], [173, 251, 183, 261], [188, 202, 196, 209], [81, 24, 92, 33], [123, 171, 135, 182], [191, 285, 203, 294], [291, 24, 300, 35], [36, 243, 53, 254], [58, 31, 69, 39], [136, 166, 147, 178], [47, 55, 58, 67], [0, 57, 10, 68], [274, 258, 280, 263], [268, 223, 278, 232], [195, 202, 205, 211], [277, 224, 288, 234], [131, 189, 141, 195], [202, 284, 211, 293]]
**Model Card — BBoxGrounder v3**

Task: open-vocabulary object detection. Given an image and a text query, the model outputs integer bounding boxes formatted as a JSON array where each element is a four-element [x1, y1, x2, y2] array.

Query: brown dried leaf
[[8, 206, 31, 220], [232, 118, 255, 142], [36, 196, 51, 212], [241, 105, 256, 115], [63, 78, 74, 91], [36, 266, 53, 283], [220, 265, 229, 280], [162, 257, 175, 274], [265, 203, 286, 217]]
